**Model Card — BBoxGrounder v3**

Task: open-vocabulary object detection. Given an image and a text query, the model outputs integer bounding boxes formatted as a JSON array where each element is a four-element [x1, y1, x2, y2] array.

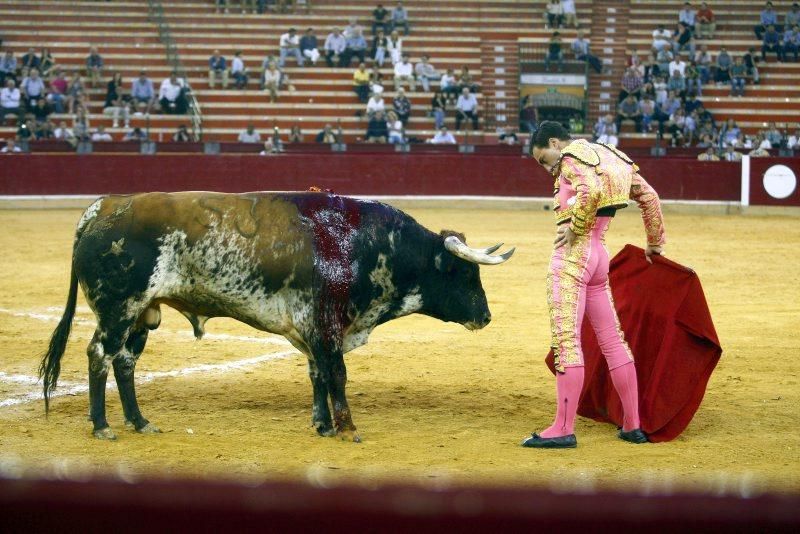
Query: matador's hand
[[554, 225, 576, 252], [645, 245, 663, 264]]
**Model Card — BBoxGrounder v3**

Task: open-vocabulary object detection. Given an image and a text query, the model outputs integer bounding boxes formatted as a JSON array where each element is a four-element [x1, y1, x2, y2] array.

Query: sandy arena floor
[[0, 205, 798, 494]]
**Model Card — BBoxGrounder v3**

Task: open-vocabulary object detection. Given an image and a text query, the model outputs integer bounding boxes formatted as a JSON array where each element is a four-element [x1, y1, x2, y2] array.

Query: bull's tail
[[39, 260, 79, 414]]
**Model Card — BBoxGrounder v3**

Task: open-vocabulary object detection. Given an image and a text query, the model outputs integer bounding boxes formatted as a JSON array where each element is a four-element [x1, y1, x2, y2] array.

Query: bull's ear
[[439, 229, 467, 244]]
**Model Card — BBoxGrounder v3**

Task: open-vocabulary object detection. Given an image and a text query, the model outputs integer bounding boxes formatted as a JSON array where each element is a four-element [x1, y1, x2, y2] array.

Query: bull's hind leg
[[87, 328, 125, 440], [319, 349, 359, 443], [307, 358, 335, 437], [114, 328, 160, 434]]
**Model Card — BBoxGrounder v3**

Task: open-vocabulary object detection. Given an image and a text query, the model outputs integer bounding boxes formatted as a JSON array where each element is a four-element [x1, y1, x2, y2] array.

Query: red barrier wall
[[0, 153, 747, 202]]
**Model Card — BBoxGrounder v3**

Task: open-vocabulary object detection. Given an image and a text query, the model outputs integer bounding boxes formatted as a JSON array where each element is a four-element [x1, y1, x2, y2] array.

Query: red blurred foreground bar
[[0, 476, 798, 533]]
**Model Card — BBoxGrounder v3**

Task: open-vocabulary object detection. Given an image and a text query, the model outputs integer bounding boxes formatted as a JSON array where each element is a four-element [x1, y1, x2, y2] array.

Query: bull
[[40, 191, 514, 441]]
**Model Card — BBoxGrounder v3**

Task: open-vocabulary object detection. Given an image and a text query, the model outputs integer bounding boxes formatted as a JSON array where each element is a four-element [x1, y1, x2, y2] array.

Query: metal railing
[[147, 0, 203, 141]]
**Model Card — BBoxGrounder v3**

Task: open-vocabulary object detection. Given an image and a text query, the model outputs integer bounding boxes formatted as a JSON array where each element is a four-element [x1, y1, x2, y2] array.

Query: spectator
[[593, 114, 618, 145], [619, 65, 643, 101], [678, 2, 696, 32], [53, 120, 75, 142], [785, 24, 800, 61], [722, 144, 743, 161], [279, 28, 304, 67], [440, 68, 458, 101], [387, 30, 403, 64], [498, 128, 519, 145], [316, 123, 338, 143], [765, 121, 784, 147], [545, 0, 564, 29], [131, 71, 155, 114], [616, 94, 642, 132], [39, 48, 56, 78], [369, 67, 385, 94], [431, 89, 447, 129], [696, 2, 716, 39], [104, 72, 131, 128], [231, 51, 249, 89], [300, 28, 321, 66], [0, 79, 21, 124], [672, 23, 696, 58], [695, 44, 712, 84], [653, 75, 668, 105], [259, 138, 280, 155], [20, 47, 40, 77], [561, 0, 578, 28], [365, 109, 388, 142], [1, 138, 21, 153], [372, 29, 388, 67], [20, 68, 46, 109], [47, 69, 68, 113], [391, 1, 410, 35], [262, 61, 282, 103], [392, 88, 411, 126], [17, 118, 36, 142], [65, 73, 87, 115], [571, 31, 602, 73], [342, 28, 367, 67], [455, 87, 479, 130], [669, 54, 687, 78], [343, 18, 364, 40], [714, 47, 732, 84], [366, 92, 385, 119], [666, 107, 688, 146], [159, 72, 187, 114], [386, 110, 404, 143], [208, 49, 228, 89], [544, 32, 564, 72], [667, 69, 687, 99], [289, 123, 303, 143], [123, 127, 147, 141], [353, 62, 371, 103], [457, 66, 479, 93], [697, 146, 720, 160], [755, 2, 781, 40], [656, 47, 674, 76], [372, 4, 389, 35], [730, 56, 747, 96], [429, 126, 456, 144], [73, 110, 91, 142], [763, 25, 785, 61], [91, 125, 113, 142], [414, 55, 440, 92], [324, 27, 346, 68], [652, 24, 672, 52], [0, 50, 17, 86], [685, 60, 702, 96], [720, 118, 741, 147], [642, 52, 660, 83], [216, 1, 229, 14], [238, 124, 261, 143], [743, 47, 761, 84], [86, 47, 103, 87], [173, 124, 193, 142], [519, 94, 538, 133], [31, 95, 52, 125], [787, 3, 800, 29], [393, 54, 415, 91], [787, 127, 800, 149], [639, 94, 656, 132]]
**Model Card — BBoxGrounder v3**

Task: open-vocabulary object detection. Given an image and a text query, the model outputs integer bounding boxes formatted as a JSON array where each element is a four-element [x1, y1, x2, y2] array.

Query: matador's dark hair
[[531, 120, 571, 149]]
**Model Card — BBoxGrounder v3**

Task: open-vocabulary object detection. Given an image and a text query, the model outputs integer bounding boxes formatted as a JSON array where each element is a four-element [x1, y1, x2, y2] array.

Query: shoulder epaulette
[[597, 142, 635, 165], [560, 140, 600, 167]]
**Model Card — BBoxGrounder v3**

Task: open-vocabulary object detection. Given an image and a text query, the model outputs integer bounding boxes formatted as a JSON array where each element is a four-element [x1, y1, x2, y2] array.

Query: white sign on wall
[[762, 165, 797, 199]]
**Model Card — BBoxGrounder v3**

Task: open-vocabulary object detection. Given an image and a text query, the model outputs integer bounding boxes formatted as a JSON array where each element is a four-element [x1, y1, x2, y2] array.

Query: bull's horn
[[444, 236, 515, 265], [477, 243, 504, 254]]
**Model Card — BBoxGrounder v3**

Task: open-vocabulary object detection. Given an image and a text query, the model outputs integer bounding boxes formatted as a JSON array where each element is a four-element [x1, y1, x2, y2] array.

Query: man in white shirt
[[91, 125, 113, 142], [393, 53, 415, 91], [414, 55, 440, 92], [0, 79, 21, 123], [238, 124, 261, 143], [53, 120, 75, 141], [429, 126, 456, 144], [669, 55, 687, 77], [279, 28, 304, 67], [561, 0, 578, 28], [324, 28, 347, 68], [652, 24, 672, 52], [366, 92, 385, 118], [455, 87, 479, 130], [159, 72, 187, 114], [1, 138, 22, 153]]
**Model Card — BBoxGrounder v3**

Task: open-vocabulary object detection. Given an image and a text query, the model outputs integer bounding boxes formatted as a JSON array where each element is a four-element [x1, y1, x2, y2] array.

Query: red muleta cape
[[545, 244, 722, 442]]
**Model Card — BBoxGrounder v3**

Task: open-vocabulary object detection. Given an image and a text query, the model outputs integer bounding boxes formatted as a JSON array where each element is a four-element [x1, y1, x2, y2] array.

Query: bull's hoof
[[124, 420, 134, 429], [137, 422, 161, 434], [338, 430, 361, 443], [315, 425, 337, 438], [93, 427, 117, 441]]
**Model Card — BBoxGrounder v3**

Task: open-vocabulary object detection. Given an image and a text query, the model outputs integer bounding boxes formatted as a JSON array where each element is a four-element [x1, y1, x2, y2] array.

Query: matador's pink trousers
[[541, 216, 641, 438]]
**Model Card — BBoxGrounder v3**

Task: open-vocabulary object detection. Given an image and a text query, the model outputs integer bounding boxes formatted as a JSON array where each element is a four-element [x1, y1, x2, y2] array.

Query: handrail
[[146, 0, 203, 141]]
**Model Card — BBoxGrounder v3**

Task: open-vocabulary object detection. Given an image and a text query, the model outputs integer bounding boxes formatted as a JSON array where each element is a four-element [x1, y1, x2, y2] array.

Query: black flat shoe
[[618, 428, 649, 444], [521, 433, 577, 448]]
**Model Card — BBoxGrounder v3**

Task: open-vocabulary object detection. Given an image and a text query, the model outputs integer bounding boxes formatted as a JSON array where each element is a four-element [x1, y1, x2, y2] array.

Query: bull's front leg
[[307, 358, 335, 436]]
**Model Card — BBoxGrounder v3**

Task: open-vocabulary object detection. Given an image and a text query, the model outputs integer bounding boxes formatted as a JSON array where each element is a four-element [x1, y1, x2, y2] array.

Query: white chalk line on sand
[[0, 307, 300, 408]]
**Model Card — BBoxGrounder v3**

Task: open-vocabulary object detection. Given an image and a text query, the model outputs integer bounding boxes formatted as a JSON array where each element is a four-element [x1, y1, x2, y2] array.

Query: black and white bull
[[40, 191, 514, 441]]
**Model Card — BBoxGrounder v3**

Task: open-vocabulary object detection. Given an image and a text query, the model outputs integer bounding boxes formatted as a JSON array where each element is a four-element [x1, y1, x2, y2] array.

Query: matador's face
[[531, 139, 563, 176]]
